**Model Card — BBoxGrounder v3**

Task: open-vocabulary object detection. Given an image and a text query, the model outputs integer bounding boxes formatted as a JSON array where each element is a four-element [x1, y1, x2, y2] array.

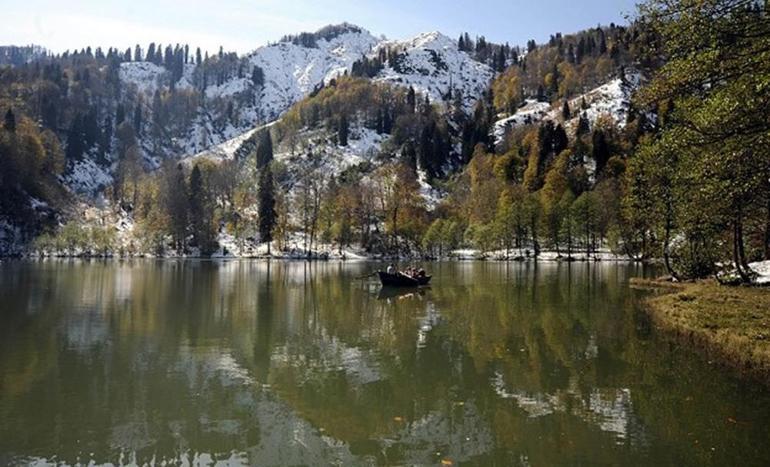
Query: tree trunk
[[765, 195, 770, 260], [733, 220, 750, 283], [663, 211, 680, 280], [736, 215, 751, 274]]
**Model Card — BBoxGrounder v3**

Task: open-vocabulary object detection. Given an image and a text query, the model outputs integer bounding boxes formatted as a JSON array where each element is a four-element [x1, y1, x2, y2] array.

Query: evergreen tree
[[549, 61, 560, 96], [251, 66, 264, 87], [406, 86, 416, 113], [338, 114, 349, 147], [562, 100, 571, 120], [258, 165, 277, 254], [591, 129, 611, 177], [3, 108, 15, 133], [133, 104, 143, 136], [255, 129, 273, 169], [165, 163, 189, 252], [576, 113, 590, 137], [189, 164, 217, 255], [65, 115, 85, 161]]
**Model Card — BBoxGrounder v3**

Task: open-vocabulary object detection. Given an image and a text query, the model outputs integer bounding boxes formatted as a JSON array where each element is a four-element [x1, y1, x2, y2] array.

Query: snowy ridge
[[185, 120, 279, 164], [247, 30, 380, 120], [493, 70, 643, 145], [374, 32, 495, 111]]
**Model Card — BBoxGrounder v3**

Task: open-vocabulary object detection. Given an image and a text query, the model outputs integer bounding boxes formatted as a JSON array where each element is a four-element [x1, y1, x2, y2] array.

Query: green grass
[[636, 279, 770, 384]]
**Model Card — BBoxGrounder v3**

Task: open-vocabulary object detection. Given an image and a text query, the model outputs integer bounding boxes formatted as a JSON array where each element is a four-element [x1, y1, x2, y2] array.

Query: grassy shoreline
[[634, 279, 770, 385]]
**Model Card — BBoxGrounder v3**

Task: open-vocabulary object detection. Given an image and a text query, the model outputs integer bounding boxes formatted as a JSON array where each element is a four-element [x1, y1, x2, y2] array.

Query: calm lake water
[[1, 260, 770, 466]]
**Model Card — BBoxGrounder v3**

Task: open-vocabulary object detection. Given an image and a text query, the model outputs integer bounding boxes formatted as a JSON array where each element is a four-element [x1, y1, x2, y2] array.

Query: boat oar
[[355, 271, 378, 280]]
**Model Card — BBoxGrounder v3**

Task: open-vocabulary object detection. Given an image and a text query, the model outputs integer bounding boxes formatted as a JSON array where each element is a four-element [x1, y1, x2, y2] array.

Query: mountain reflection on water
[[1, 260, 770, 466]]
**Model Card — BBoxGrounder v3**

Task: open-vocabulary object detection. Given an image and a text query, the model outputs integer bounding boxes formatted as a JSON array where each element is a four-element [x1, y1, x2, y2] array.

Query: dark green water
[[1, 260, 769, 466]]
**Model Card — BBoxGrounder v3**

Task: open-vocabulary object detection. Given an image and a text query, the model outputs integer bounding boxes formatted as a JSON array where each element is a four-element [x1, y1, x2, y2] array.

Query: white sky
[[1, 0, 639, 55]]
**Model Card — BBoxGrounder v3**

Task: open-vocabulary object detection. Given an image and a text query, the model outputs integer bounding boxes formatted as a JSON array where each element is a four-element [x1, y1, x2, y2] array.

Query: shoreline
[[634, 279, 770, 386], [1, 253, 649, 263]]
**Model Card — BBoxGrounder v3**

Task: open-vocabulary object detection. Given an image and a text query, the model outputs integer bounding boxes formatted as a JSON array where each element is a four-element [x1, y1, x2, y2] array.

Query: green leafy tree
[[634, 0, 770, 281]]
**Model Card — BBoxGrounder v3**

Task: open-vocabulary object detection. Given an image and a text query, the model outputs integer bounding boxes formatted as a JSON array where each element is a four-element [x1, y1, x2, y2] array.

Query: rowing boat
[[378, 271, 431, 287]]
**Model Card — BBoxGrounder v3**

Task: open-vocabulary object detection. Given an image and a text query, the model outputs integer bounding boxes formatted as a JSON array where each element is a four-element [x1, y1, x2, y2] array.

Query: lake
[[1, 260, 769, 466]]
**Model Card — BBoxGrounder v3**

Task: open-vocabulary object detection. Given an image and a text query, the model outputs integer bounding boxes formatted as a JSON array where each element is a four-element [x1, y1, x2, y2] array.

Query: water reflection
[[0, 260, 769, 466]]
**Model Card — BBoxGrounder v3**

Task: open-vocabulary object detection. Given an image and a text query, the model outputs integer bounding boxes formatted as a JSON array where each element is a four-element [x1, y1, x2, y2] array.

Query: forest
[[0, 0, 768, 284]]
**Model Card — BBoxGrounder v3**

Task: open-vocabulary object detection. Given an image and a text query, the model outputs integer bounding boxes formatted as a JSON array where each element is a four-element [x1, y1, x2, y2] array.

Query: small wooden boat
[[378, 271, 432, 287]]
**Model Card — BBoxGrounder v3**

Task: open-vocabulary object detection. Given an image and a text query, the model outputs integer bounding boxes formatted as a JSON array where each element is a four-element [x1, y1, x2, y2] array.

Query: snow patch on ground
[[61, 158, 113, 194], [493, 70, 643, 146], [749, 261, 770, 285], [119, 62, 167, 94], [493, 100, 551, 144], [275, 126, 385, 178]]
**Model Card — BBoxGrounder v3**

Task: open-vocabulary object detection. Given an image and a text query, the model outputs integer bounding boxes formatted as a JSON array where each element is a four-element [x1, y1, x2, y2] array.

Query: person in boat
[[387, 264, 396, 274], [417, 268, 426, 278]]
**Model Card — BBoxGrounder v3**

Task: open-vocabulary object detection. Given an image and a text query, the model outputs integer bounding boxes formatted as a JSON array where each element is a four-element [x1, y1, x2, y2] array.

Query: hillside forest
[[0, 0, 768, 284]]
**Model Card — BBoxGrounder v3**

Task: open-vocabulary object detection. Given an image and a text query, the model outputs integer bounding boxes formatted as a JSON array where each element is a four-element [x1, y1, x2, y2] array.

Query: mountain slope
[[374, 32, 494, 111]]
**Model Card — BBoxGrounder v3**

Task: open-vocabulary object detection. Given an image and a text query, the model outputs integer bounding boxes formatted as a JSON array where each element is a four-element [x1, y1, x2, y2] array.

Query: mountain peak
[[278, 22, 373, 49]]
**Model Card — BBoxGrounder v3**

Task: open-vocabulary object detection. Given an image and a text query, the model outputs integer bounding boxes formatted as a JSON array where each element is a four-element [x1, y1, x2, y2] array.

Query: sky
[[1, 0, 641, 55]]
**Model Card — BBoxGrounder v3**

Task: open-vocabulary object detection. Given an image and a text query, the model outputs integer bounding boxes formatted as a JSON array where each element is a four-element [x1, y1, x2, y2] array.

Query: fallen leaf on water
[[727, 417, 738, 424], [441, 459, 453, 466], [393, 416, 403, 422]]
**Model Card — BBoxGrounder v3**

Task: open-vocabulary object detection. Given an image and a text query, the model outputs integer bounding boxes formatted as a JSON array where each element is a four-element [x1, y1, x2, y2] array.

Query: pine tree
[[338, 114, 349, 147], [549, 62, 560, 96], [165, 163, 189, 252], [562, 100, 571, 120], [189, 164, 216, 255], [591, 129, 610, 176], [3, 108, 15, 132], [133, 104, 142, 136], [406, 86, 416, 113], [251, 66, 264, 87], [258, 165, 277, 255], [65, 115, 85, 161], [576, 113, 590, 137], [255, 129, 274, 169]]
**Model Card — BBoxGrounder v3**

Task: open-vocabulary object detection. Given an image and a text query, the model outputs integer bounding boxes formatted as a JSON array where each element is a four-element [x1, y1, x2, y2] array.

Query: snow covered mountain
[[373, 31, 494, 111], [116, 25, 493, 166], [245, 27, 380, 120]]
